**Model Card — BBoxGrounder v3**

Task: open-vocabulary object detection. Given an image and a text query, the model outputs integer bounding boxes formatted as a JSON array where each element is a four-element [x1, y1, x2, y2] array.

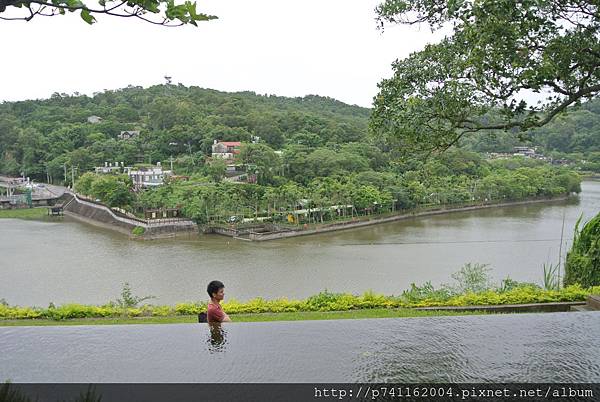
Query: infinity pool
[[1, 312, 599, 382]]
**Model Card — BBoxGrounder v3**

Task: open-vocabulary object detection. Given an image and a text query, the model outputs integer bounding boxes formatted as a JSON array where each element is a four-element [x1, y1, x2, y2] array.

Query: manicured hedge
[[1, 285, 599, 320]]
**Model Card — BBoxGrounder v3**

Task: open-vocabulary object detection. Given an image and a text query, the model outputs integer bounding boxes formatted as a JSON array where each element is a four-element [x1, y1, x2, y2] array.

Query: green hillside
[[0, 85, 370, 180]]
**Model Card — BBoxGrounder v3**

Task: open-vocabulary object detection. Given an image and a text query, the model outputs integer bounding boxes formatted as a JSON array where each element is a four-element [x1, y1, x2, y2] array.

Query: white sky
[[0, 0, 444, 108]]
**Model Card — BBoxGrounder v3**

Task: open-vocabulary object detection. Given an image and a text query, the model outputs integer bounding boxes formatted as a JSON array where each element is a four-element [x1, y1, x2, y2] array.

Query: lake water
[[1, 312, 599, 382], [0, 181, 599, 306]]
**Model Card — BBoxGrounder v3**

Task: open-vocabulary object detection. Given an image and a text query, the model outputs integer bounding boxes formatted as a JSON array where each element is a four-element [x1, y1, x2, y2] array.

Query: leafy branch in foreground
[[371, 0, 600, 157], [0, 0, 217, 26]]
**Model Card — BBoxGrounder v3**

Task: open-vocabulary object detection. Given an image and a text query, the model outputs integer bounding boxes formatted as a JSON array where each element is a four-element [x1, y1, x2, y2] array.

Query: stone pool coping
[[415, 301, 587, 313]]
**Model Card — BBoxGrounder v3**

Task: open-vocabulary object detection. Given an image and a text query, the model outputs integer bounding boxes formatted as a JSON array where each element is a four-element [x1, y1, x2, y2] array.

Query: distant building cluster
[[91, 136, 270, 188], [488, 147, 548, 161], [487, 147, 571, 165]]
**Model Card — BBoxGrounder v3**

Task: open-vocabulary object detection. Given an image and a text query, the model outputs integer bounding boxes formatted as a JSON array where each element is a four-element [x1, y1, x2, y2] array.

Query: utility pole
[[71, 165, 75, 192], [64, 164, 67, 185]]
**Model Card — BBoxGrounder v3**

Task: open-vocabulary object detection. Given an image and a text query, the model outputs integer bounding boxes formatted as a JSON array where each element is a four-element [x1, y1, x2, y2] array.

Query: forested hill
[[1, 83, 599, 182], [0, 85, 370, 179]]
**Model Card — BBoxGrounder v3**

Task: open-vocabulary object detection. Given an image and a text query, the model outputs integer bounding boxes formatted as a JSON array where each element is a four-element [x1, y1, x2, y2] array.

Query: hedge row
[[1, 285, 599, 320]]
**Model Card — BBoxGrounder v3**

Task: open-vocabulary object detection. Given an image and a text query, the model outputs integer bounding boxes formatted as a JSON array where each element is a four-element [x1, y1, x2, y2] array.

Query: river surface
[[1, 312, 599, 382], [0, 181, 599, 306]]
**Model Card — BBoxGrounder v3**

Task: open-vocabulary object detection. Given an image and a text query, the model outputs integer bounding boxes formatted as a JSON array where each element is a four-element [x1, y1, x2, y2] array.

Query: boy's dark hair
[[207, 280, 225, 298]]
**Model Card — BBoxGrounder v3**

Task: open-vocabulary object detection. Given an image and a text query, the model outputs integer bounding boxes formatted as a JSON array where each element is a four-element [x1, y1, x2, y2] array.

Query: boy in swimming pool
[[206, 280, 231, 323]]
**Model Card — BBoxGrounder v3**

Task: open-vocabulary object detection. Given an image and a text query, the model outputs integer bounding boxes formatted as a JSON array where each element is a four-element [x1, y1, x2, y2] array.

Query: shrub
[[564, 212, 600, 287], [113, 282, 155, 308], [131, 226, 145, 236], [446, 263, 493, 294], [498, 277, 538, 292], [175, 303, 206, 315], [400, 281, 452, 304]]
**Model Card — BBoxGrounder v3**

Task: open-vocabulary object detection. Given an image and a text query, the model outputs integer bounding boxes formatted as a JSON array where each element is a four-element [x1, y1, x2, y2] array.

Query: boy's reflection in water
[[207, 322, 227, 353]]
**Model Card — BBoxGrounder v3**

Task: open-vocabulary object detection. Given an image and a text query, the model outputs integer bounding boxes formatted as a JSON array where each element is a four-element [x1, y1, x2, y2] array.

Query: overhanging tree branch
[[0, 0, 217, 25], [371, 0, 600, 156]]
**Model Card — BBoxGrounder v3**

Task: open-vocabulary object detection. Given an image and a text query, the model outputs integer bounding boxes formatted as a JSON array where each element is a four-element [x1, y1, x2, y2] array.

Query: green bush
[[447, 263, 492, 293], [400, 282, 452, 303], [565, 212, 600, 287], [131, 226, 145, 236], [406, 284, 600, 308]]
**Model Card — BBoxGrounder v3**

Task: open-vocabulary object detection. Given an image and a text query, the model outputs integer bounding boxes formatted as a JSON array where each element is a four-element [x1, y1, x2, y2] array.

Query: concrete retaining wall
[[63, 193, 198, 238]]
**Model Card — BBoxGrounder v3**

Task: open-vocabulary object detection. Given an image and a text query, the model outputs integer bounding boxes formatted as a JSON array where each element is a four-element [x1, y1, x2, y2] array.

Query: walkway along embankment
[[223, 195, 573, 241], [62, 192, 197, 239]]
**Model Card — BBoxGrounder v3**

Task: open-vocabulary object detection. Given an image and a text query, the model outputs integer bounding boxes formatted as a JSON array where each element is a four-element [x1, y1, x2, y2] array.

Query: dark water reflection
[[207, 322, 228, 353], [1, 312, 599, 382]]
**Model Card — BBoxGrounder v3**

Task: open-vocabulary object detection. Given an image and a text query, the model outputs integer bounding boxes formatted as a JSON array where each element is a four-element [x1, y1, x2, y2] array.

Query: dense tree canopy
[[238, 143, 281, 185], [372, 0, 600, 156]]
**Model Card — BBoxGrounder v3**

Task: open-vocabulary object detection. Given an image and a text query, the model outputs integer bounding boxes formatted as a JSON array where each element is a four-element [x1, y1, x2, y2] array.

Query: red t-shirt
[[207, 302, 226, 322]]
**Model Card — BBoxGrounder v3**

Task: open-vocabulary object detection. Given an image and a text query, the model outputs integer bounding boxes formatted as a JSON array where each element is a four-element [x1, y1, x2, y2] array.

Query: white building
[[127, 162, 172, 188]]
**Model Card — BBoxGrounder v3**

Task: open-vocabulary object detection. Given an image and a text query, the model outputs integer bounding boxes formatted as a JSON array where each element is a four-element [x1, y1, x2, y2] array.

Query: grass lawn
[[0, 207, 49, 219], [0, 308, 490, 327]]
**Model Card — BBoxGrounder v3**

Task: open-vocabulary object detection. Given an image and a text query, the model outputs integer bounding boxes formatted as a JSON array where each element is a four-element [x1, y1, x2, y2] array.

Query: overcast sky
[[0, 0, 444, 108]]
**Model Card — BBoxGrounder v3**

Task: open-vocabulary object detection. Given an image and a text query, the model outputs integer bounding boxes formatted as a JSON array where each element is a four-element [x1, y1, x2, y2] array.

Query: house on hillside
[[127, 162, 172, 189], [118, 130, 140, 140], [211, 140, 241, 159]]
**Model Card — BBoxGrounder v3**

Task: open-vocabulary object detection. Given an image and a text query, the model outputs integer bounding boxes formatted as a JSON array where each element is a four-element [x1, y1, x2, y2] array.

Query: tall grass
[[542, 262, 560, 291]]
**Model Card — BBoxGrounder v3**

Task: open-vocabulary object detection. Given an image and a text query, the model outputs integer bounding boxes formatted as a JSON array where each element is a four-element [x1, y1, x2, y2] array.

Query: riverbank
[[235, 194, 574, 241], [0, 207, 49, 219]]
